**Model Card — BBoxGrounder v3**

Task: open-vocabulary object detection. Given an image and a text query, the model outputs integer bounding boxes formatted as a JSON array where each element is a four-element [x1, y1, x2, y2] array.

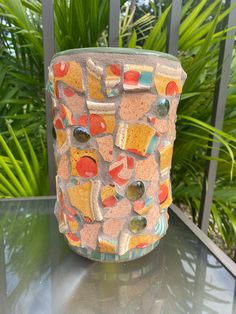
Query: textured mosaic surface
[[49, 48, 186, 262]]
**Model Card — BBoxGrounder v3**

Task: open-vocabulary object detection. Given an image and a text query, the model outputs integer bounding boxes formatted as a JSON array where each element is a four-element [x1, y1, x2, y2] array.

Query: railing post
[[109, 0, 120, 47], [198, 0, 236, 233], [42, 0, 56, 195], [166, 0, 182, 56]]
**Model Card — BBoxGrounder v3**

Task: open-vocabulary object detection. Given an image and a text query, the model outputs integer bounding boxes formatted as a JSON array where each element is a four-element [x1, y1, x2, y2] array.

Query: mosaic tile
[[119, 93, 155, 121], [105, 64, 121, 97], [104, 198, 132, 218], [63, 88, 85, 116], [148, 116, 168, 133], [108, 153, 134, 186], [80, 223, 101, 250], [55, 129, 67, 148], [159, 143, 173, 173], [135, 155, 157, 181], [103, 218, 126, 237], [98, 234, 118, 254], [96, 135, 113, 162], [115, 121, 158, 157], [70, 148, 98, 178], [87, 59, 104, 101], [65, 232, 81, 247], [100, 184, 117, 208], [158, 179, 172, 209], [133, 197, 154, 215], [146, 205, 160, 231], [123, 64, 153, 90], [128, 234, 159, 250], [154, 63, 182, 96], [67, 180, 103, 222], [53, 61, 84, 93], [57, 154, 69, 180]]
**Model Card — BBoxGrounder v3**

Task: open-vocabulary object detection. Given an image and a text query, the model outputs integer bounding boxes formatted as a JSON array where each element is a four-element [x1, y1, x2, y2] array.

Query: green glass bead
[[128, 216, 147, 233], [127, 181, 145, 201], [156, 98, 170, 118], [73, 127, 90, 143]]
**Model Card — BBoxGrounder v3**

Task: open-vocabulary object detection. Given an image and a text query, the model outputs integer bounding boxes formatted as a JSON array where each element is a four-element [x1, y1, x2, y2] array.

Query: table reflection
[[0, 199, 235, 314]]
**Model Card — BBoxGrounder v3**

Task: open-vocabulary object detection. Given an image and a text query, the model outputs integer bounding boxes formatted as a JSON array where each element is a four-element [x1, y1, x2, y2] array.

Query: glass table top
[[0, 198, 235, 314]]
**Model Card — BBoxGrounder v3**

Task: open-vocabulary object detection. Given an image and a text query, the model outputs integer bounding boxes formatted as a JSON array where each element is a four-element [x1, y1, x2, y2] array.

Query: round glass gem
[[73, 126, 90, 143], [128, 216, 147, 233], [127, 181, 145, 201], [156, 98, 170, 118]]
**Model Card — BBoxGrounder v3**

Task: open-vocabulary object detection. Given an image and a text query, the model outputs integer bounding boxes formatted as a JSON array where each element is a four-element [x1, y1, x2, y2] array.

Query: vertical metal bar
[[198, 0, 236, 233], [166, 0, 182, 56], [109, 0, 120, 47], [42, 0, 56, 195]]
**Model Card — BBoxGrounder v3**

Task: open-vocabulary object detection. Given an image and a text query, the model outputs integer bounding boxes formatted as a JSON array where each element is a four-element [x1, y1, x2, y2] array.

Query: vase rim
[[52, 47, 179, 62]]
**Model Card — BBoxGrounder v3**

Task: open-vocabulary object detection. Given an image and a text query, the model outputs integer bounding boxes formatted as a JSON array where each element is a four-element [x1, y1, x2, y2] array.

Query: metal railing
[[42, 0, 236, 239]]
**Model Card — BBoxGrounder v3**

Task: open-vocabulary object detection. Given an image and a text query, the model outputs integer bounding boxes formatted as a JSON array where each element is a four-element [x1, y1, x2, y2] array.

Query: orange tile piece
[[87, 72, 104, 101]]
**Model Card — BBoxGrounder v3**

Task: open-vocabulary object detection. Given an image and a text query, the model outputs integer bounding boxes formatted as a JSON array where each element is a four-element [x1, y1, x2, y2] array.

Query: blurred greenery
[[0, 0, 235, 257]]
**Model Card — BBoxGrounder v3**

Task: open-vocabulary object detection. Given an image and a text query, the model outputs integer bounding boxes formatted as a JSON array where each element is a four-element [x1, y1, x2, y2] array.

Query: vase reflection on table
[[48, 48, 186, 262]]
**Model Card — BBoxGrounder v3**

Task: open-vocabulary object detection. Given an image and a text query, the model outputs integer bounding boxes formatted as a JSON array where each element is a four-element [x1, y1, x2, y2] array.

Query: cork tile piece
[[154, 63, 182, 96], [104, 198, 132, 218], [119, 93, 156, 121], [115, 121, 158, 157], [70, 147, 98, 178], [53, 61, 84, 93], [80, 223, 101, 250], [123, 64, 153, 90], [103, 218, 126, 238], [108, 153, 135, 186], [57, 154, 69, 180], [96, 135, 113, 162], [135, 155, 157, 181], [146, 205, 160, 231]]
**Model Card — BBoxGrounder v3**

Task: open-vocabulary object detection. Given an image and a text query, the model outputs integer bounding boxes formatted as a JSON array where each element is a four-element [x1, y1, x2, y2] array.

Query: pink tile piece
[[119, 93, 156, 121], [96, 135, 113, 162], [103, 218, 126, 237], [146, 205, 160, 231], [57, 154, 69, 180], [80, 223, 101, 250], [104, 199, 132, 218], [135, 155, 157, 181]]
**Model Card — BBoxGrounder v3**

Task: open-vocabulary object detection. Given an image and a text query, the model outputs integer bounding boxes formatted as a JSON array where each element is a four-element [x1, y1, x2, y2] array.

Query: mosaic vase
[[48, 48, 186, 262]]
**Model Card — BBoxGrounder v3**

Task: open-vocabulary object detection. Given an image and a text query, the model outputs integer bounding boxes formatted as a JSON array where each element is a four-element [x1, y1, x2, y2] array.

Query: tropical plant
[[0, 125, 48, 197], [0, 0, 235, 256]]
